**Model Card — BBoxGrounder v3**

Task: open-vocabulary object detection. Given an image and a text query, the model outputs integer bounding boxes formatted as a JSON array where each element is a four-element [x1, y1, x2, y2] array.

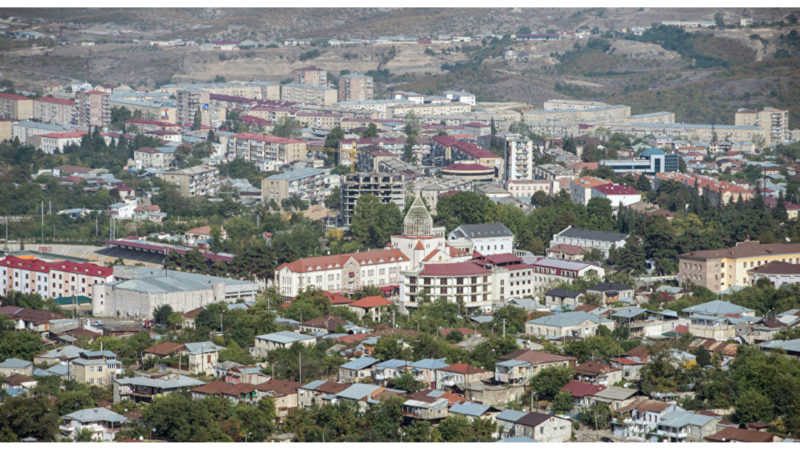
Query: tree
[[491, 305, 528, 335], [403, 135, 416, 163], [695, 346, 711, 367], [153, 304, 174, 326], [734, 391, 775, 424], [350, 194, 402, 248], [272, 117, 302, 139], [390, 370, 426, 393], [0, 396, 59, 442], [192, 108, 202, 131], [74, 427, 95, 442], [325, 186, 341, 210], [167, 311, 184, 330], [635, 175, 652, 192], [362, 123, 379, 138], [577, 403, 612, 430], [530, 366, 574, 400], [0, 331, 43, 361], [404, 111, 420, 137], [552, 390, 574, 414], [437, 415, 472, 442]]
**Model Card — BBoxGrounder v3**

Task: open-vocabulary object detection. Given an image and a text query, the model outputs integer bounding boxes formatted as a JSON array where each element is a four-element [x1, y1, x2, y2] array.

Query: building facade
[[158, 165, 220, 197], [33, 97, 76, 126], [75, 90, 110, 128], [339, 172, 405, 226], [338, 73, 374, 102]]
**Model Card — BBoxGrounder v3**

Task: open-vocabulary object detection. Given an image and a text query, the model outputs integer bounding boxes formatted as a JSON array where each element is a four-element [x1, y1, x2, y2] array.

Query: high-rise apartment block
[[734, 107, 789, 147], [75, 90, 110, 128], [338, 73, 374, 102], [293, 66, 328, 86], [340, 172, 405, 225]]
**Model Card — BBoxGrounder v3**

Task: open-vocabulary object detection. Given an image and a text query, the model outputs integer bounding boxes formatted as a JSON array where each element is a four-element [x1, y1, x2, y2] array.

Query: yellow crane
[[311, 146, 359, 173]]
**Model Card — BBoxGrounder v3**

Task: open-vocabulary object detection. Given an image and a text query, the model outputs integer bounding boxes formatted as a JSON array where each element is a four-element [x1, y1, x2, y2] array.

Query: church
[[389, 193, 471, 270]]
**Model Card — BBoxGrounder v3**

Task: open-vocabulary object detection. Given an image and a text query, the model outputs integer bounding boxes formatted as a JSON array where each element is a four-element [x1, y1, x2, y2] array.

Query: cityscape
[[1, 6, 800, 443]]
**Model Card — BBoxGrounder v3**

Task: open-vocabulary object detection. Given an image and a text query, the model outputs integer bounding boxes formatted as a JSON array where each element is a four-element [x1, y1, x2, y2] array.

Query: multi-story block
[[600, 148, 680, 175], [591, 183, 642, 207], [133, 146, 176, 170], [504, 135, 535, 181], [447, 223, 514, 256], [158, 165, 220, 197], [275, 248, 411, 298], [70, 350, 122, 387], [176, 89, 225, 127], [227, 132, 307, 171], [75, 90, 110, 128], [280, 83, 338, 106], [339, 172, 405, 225], [735, 107, 790, 147], [399, 262, 493, 314], [338, 73, 373, 102], [33, 97, 75, 125], [30, 131, 85, 154], [679, 242, 800, 293], [293, 66, 328, 86], [526, 256, 606, 296], [429, 134, 503, 177], [261, 167, 329, 204], [0, 255, 113, 299], [0, 92, 33, 120]]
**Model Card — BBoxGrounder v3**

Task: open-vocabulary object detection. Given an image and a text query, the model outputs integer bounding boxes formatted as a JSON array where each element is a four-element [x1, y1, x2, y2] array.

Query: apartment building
[[399, 262, 493, 313], [109, 96, 177, 123], [158, 165, 220, 197], [160, 81, 280, 101], [339, 172, 405, 225], [543, 99, 610, 111], [280, 83, 338, 106], [526, 257, 606, 296], [0, 92, 33, 120], [75, 90, 110, 128], [33, 97, 76, 126], [679, 242, 800, 293], [227, 132, 307, 171], [533, 163, 575, 181], [274, 248, 411, 298], [0, 255, 113, 299], [338, 73, 374, 102], [261, 167, 329, 204], [430, 135, 503, 174], [591, 183, 642, 207], [607, 123, 766, 147], [293, 66, 328, 86], [295, 111, 341, 130], [504, 135, 536, 181], [176, 89, 222, 127], [133, 146, 176, 170], [70, 351, 122, 387], [734, 107, 789, 147]]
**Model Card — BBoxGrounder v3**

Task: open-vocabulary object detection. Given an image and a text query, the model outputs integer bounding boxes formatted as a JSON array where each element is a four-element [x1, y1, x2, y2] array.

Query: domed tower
[[403, 193, 433, 236]]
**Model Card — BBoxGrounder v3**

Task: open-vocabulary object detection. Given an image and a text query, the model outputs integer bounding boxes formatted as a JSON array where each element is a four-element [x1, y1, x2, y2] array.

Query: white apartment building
[[0, 255, 113, 299], [504, 135, 536, 182]]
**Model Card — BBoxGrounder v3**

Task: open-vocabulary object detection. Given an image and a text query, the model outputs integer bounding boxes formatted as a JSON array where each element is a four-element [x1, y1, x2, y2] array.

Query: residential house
[[301, 314, 350, 335], [338, 356, 380, 383], [3, 373, 37, 390], [113, 373, 206, 403], [586, 282, 635, 305], [252, 331, 316, 357], [184, 341, 225, 375], [613, 399, 680, 440], [435, 363, 493, 391], [297, 380, 350, 408], [588, 385, 639, 411], [560, 380, 605, 413], [543, 288, 584, 308], [495, 350, 577, 385], [409, 358, 449, 389], [348, 296, 394, 322], [223, 365, 270, 385], [60, 408, 128, 442], [373, 359, 411, 385], [449, 401, 500, 422], [402, 390, 450, 420], [525, 311, 616, 339], [704, 427, 777, 442], [70, 351, 122, 387], [297, 379, 350, 407], [191, 380, 258, 405], [513, 411, 572, 442], [496, 409, 528, 439], [0, 358, 34, 377], [142, 342, 185, 360], [574, 361, 623, 386], [254, 379, 301, 420], [655, 410, 720, 442]]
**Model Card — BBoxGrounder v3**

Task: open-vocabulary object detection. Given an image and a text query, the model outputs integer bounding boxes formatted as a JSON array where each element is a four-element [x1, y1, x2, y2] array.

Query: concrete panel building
[[75, 90, 110, 128], [158, 165, 220, 197], [339, 172, 405, 225], [280, 83, 338, 106], [338, 73, 373, 102], [33, 97, 76, 126], [293, 66, 328, 87], [0, 92, 33, 120]]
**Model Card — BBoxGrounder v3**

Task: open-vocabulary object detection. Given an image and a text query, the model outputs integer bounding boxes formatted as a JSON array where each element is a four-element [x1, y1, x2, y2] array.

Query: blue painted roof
[[64, 407, 128, 424], [301, 380, 327, 390], [526, 311, 612, 327], [0, 358, 32, 369], [641, 148, 665, 156], [496, 409, 527, 423], [450, 401, 491, 417], [498, 436, 537, 442], [340, 356, 379, 370], [336, 383, 381, 400], [410, 358, 449, 370], [682, 300, 754, 316], [376, 359, 410, 369]]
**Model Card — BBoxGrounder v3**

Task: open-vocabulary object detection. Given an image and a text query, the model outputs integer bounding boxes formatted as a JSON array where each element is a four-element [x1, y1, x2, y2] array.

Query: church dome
[[403, 193, 433, 236]]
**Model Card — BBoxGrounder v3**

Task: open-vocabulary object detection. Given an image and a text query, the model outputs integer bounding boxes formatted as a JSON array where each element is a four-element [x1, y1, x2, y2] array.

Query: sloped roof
[[705, 427, 775, 442], [0, 358, 33, 369], [143, 342, 185, 356], [276, 249, 407, 273], [526, 311, 613, 327], [499, 350, 576, 365], [341, 356, 380, 370], [183, 341, 225, 355], [349, 296, 393, 308], [449, 401, 492, 417], [516, 411, 553, 427], [561, 380, 605, 398], [555, 226, 627, 242], [496, 409, 527, 423], [256, 331, 315, 344], [64, 407, 128, 424], [440, 363, 490, 375], [450, 223, 513, 239], [255, 379, 301, 397], [682, 300, 754, 316]]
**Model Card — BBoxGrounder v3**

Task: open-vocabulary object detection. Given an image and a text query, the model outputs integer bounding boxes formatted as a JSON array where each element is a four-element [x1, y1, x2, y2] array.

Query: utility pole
[[299, 352, 302, 384], [41, 201, 44, 244], [502, 318, 506, 337]]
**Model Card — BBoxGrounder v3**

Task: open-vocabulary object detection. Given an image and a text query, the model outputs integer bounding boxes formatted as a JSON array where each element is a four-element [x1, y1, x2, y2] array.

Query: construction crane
[[310, 146, 359, 173]]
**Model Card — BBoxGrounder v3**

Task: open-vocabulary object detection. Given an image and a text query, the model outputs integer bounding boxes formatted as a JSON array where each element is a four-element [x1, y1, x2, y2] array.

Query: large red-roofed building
[[0, 255, 113, 299]]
